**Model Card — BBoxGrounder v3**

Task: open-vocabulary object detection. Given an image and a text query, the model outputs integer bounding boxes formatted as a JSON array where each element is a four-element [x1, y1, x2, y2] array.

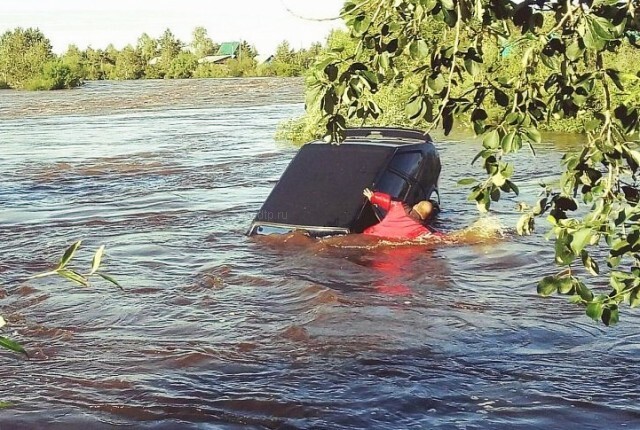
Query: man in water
[[362, 188, 443, 240]]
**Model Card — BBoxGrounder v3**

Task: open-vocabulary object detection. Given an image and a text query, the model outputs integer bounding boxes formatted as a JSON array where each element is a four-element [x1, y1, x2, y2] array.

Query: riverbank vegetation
[[278, 16, 640, 142], [302, 0, 640, 325], [0, 26, 321, 90]]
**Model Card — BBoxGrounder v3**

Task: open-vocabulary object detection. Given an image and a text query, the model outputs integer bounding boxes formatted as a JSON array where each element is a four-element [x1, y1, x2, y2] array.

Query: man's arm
[[363, 188, 392, 211]]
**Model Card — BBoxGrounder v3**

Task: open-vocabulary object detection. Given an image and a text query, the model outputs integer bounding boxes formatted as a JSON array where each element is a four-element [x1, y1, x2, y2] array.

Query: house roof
[[216, 42, 240, 56], [255, 54, 274, 64], [198, 55, 232, 64]]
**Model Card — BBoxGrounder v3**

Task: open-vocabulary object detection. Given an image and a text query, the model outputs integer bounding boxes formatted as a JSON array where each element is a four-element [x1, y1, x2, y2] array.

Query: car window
[[388, 152, 423, 179], [375, 171, 410, 199]]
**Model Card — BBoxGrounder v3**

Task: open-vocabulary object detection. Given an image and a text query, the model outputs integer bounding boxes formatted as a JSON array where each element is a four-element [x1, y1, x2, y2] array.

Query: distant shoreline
[[0, 77, 305, 120]]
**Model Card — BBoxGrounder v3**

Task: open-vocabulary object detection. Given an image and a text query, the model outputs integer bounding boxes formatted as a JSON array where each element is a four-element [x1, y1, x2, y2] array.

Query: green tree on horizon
[[0, 27, 54, 88], [111, 45, 144, 80], [136, 32, 159, 65], [191, 26, 218, 59]]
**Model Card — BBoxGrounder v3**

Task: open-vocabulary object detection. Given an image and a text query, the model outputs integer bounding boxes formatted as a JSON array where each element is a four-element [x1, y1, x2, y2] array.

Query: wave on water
[[446, 215, 508, 244], [307, 215, 508, 250]]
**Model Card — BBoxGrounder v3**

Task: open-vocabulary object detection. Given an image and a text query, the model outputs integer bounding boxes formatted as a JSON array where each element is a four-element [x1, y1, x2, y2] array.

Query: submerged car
[[247, 127, 441, 237]]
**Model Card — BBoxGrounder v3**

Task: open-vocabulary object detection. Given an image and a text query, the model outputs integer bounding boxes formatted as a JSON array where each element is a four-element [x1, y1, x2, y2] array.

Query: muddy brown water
[[1, 78, 639, 429]]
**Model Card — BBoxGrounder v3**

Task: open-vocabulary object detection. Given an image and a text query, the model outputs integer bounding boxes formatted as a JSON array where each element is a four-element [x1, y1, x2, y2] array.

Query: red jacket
[[363, 192, 440, 240]]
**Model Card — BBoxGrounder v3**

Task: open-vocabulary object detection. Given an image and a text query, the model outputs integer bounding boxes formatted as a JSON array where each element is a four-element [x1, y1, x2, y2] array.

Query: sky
[[0, 0, 346, 56]]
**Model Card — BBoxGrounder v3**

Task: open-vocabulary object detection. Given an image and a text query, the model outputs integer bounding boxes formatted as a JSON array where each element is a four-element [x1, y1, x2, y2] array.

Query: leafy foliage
[[166, 52, 199, 79], [1, 242, 121, 356], [308, 0, 640, 325], [0, 27, 57, 89], [25, 59, 83, 90]]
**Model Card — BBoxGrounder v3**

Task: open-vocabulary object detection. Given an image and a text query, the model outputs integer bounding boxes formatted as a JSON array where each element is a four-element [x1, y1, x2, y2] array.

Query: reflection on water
[[1, 78, 640, 429]]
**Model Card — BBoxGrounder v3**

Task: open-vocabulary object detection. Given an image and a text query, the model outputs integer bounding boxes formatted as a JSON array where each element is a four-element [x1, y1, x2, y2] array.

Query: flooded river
[[1, 78, 640, 429]]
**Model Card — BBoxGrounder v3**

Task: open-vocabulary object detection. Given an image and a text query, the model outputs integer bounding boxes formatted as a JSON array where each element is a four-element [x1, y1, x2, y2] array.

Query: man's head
[[409, 200, 435, 221]]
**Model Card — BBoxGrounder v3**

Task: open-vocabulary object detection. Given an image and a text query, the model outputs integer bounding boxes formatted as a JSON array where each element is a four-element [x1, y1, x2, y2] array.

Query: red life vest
[[363, 192, 439, 240]]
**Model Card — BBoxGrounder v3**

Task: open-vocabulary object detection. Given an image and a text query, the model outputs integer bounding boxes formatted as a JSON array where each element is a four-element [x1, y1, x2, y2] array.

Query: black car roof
[[309, 127, 433, 147], [254, 142, 396, 230]]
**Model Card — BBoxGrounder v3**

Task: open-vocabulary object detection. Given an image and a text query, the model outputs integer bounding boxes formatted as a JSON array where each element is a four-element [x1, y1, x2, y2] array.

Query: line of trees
[[0, 26, 323, 90]]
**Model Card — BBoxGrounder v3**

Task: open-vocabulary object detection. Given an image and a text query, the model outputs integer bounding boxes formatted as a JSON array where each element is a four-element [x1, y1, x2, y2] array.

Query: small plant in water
[[0, 241, 121, 356], [30, 240, 120, 289]]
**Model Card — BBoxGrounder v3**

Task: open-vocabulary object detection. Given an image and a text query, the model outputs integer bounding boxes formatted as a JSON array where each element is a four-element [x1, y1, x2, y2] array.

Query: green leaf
[[386, 38, 399, 53], [322, 91, 336, 115], [590, 16, 616, 41], [314, 57, 335, 73], [584, 118, 602, 132], [409, 40, 429, 60], [555, 237, 576, 265], [441, 0, 455, 11], [557, 276, 574, 294], [610, 275, 626, 293], [569, 295, 583, 304], [602, 305, 619, 326], [88, 245, 105, 276], [406, 96, 424, 120], [504, 180, 519, 195], [98, 273, 123, 290], [377, 53, 390, 72], [629, 287, 640, 308], [581, 250, 600, 275], [473, 120, 486, 135], [471, 149, 491, 165], [576, 281, 594, 302], [423, 0, 438, 12], [494, 89, 509, 107], [475, 191, 490, 213], [0, 336, 27, 356], [353, 14, 372, 35], [537, 276, 558, 297], [583, 19, 607, 51], [586, 302, 603, 321], [525, 128, 541, 145], [324, 64, 338, 82], [483, 129, 500, 149], [58, 269, 89, 287], [427, 74, 445, 94], [471, 102, 487, 119], [570, 228, 592, 254], [491, 172, 506, 186], [464, 58, 479, 76], [628, 150, 640, 168], [443, 110, 454, 135], [490, 185, 501, 202], [57, 240, 82, 270], [501, 162, 514, 178], [566, 41, 584, 61], [0, 401, 13, 409], [457, 178, 477, 186], [341, 1, 356, 13], [501, 130, 516, 153]]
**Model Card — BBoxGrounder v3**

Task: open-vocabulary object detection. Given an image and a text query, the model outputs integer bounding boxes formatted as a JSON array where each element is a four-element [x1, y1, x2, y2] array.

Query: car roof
[[309, 127, 433, 148], [254, 142, 395, 229]]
